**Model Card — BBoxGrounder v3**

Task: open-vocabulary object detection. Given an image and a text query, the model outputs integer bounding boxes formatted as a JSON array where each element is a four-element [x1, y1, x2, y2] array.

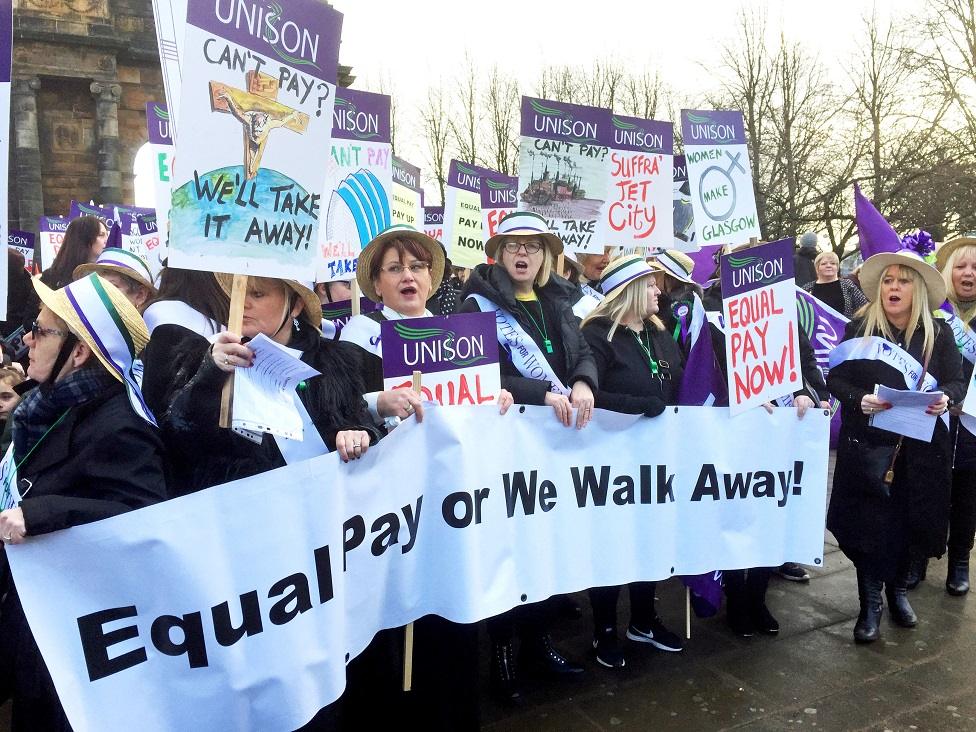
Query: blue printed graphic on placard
[[327, 169, 391, 246]]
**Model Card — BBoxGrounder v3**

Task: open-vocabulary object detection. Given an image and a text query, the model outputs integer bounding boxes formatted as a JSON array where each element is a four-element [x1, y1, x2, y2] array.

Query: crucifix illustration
[[209, 71, 310, 180]]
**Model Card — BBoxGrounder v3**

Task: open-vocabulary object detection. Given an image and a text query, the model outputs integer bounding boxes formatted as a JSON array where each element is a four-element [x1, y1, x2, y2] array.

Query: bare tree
[[366, 71, 401, 155], [419, 84, 451, 203], [619, 69, 663, 120], [483, 66, 520, 175], [449, 53, 481, 166]]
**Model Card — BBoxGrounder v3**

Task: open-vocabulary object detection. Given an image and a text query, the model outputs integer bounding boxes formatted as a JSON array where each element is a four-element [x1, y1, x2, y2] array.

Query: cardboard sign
[[480, 174, 518, 241], [517, 96, 611, 255], [0, 1, 10, 319], [320, 87, 392, 283], [681, 110, 761, 247], [443, 160, 498, 269], [169, 0, 342, 281], [38, 216, 69, 270], [8, 229, 35, 272], [720, 239, 801, 415], [597, 115, 673, 251], [320, 297, 380, 337], [423, 206, 444, 244], [391, 156, 424, 229], [672, 154, 698, 251], [146, 102, 174, 243], [380, 312, 501, 406]]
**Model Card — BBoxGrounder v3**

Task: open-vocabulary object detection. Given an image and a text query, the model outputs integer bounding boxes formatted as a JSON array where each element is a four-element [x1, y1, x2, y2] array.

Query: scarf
[[12, 367, 117, 462]]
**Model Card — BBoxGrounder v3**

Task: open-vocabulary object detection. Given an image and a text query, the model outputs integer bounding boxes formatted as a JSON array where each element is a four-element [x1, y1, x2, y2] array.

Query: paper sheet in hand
[[869, 384, 941, 442], [232, 334, 320, 440]]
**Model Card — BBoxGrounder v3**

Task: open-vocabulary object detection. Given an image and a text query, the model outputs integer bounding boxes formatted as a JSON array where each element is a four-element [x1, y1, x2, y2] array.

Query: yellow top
[[514, 291, 538, 302]]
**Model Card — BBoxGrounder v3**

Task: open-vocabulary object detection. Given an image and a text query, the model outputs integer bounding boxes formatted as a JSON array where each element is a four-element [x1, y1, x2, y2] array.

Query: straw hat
[[859, 249, 947, 310], [355, 224, 445, 303], [74, 248, 157, 294], [214, 273, 322, 331], [597, 255, 655, 304], [935, 236, 976, 272], [484, 211, 563, 260], [647, 250, 695, 285]]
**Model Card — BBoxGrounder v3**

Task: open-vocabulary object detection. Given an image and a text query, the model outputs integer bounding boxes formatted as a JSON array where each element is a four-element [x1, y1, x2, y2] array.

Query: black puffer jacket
[[458, 264, 598, 405], [148, 324, 380, 495]]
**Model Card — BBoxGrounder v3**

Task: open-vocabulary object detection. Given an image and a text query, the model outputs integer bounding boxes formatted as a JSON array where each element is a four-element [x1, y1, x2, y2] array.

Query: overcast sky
[[334, 0, 920, 201]]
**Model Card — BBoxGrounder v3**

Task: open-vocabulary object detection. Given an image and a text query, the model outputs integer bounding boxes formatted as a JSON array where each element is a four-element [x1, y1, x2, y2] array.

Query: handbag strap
[[884, 349, 933, 484]]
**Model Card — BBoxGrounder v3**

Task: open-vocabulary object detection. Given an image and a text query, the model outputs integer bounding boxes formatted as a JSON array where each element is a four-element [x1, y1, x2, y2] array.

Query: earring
[[293, 317, 301, 331]]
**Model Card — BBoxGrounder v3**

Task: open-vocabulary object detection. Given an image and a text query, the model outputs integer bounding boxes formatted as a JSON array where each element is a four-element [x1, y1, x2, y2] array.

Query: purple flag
[[687, 244, 722, 285], [682, 571, 724, 618], [676, 294, 728, 407], [854, 183, 901, 259], [795, 287, 848, 446]]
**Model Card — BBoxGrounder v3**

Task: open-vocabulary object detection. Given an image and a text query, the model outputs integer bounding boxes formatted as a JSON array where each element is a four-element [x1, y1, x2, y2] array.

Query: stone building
[[7, 0, 352, 235]]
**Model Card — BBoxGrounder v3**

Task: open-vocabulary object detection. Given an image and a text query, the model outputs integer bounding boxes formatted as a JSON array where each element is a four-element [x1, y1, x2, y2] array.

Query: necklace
[[630, 326, 660, 377], [517, 300, 553, 354]]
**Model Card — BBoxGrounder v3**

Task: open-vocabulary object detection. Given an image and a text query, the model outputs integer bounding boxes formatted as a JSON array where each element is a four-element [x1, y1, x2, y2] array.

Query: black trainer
[[592, 630, 626, 669], [774, 562, 810, 582], [626, 617, 684, 652]]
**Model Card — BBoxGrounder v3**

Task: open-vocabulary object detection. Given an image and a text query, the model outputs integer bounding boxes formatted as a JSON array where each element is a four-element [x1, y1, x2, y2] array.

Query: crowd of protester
[[0, 213, 971, 731]]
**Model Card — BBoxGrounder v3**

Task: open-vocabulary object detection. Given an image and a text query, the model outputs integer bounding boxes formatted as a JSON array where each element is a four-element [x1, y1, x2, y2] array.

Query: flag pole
[[402, 369, 422, 691]]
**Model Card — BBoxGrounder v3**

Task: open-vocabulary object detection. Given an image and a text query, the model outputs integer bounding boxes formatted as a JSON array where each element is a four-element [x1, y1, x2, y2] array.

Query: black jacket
[[0, 385, 167, 708], [948, 314, 976, 470], [582, 317, 683, 416], [793, 247, 818, 288], [458, 264, 598, 405], [827, 317, 965, 574], [148, 324, 380, 496]]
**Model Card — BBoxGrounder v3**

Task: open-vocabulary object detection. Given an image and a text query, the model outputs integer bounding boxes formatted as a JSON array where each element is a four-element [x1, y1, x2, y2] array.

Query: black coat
[[458, 264, 598, 405], [582, 317, 683, 415], [0, 385, 168, 722], [948, 314, 976, 471], [148, 324, 380, 496], [826, 317, 965, 576]]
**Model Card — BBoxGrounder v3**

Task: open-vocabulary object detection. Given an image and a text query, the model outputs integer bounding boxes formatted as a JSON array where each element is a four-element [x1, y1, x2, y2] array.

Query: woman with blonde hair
[[827, 249, 964, 643], [579, 255, 685, 668], [934, 237, 976, 595], [801, 250, 868, 318]]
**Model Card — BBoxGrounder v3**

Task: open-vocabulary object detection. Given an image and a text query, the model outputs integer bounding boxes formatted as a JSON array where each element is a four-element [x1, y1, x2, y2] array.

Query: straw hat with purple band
[[33, 273, 156, 425], [935, 236, 976, 272], [484, 211, 563, 260], [214, 274, 322, 332], [597, 255, 655, 304], [647, 249, 695, 285], [356, 223, 445, 303], [74, 248, 157, 294], [860, 249, 947, 310]]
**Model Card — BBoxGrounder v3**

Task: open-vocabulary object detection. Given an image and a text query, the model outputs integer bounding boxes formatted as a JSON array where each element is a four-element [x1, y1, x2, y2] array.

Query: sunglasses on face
[[30, 320, 69, 340]]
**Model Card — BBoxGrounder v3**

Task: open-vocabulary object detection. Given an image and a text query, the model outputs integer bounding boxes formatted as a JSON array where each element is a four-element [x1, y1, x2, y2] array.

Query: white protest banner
[[442, 159, 497, 269], [681, 110, 760, 247], [0, 0, 10, 319], [169, 0, 342, 281], [381, 312, 501, 405], [9, 404, 828, 732], [391, 156, 424, 228], [38, 215, 69, 270], [721, 239, 802, 415], [423, 205, 444, 243], [598, 114, 673, 252], [320, 88, 392, 283], [517, 96, 611, 255], [673, 154, 699, 252], [150, 0, 187, 133], [480, 173, 518, 244], [146, 102, 174, 240]]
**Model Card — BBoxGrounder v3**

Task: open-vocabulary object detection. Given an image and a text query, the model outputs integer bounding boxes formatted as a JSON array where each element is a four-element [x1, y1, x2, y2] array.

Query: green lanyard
[[517, 300, 553, 354], [630, 327, 660, 377]]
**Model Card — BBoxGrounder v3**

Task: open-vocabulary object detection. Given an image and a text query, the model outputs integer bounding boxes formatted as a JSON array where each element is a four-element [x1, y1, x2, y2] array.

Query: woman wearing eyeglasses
[[458, 211, 598, 703]]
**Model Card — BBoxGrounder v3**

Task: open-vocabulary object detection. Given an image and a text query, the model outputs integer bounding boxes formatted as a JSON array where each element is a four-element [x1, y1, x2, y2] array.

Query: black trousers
[[948, 468, 976, 559], [589, 582, 657, 633]]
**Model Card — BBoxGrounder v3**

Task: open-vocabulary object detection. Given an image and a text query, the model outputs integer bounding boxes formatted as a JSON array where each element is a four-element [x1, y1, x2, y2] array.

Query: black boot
[[489, 640, 521, 703], [747, 568, 779, 635], [885, 582, 918, 628], [905, 556, 928, 590], [946, 555, 970, 596], [519, 633, 584, 678], [854, 569, 884, 644]]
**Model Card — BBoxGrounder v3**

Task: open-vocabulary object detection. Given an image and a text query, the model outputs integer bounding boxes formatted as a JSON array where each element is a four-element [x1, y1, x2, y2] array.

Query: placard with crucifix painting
[[168, 0, 343, 281]]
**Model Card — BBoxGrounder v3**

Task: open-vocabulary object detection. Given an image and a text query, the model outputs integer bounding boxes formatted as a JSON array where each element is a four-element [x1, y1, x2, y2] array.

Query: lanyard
[[630, 327, 660, 377], [517, 300, 553, 354]]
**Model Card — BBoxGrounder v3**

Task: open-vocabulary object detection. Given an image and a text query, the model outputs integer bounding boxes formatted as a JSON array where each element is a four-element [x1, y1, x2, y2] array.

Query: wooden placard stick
[[556, 253, 565, 277], [402, 368, 423, 692], [218, 274, 248, 429], [685, 586, 692, 640]]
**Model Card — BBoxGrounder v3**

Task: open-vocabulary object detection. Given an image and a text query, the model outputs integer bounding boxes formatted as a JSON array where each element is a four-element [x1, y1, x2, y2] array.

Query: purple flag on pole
[[676, 294, 728, 407], [854, 183, 901, 259], [682, 571, 724, 618]]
